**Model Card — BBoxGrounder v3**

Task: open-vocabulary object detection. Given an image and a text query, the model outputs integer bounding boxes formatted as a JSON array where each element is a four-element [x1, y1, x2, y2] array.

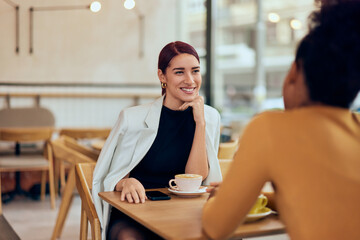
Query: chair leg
[[60, 161, 66, 194], [80, 203, 88, 240], [54, 157, 60, 198], [41, 170, 46, 201], [46, 143, 56, 209], [94, 221, 101, 240], [51, 166, 76, 240], [47, 147, 56, 210]]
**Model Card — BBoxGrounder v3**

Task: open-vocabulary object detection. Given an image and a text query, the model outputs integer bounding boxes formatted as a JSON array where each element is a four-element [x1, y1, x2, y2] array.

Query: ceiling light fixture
[[124, 0, 135, 10], [268, 12, 280, 23], [90, 1, 101, 13], [290, 19, 302, 30]]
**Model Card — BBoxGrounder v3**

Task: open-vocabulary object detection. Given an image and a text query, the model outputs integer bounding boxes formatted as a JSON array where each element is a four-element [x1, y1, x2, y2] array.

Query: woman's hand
[[179, 95, 205, 124], [115, 177, 147, 204], [206, 182, 222, 200]]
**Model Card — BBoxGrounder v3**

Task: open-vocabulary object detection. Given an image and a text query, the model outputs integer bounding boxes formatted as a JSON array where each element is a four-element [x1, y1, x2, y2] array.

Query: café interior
[[1, 0, 359, 239]]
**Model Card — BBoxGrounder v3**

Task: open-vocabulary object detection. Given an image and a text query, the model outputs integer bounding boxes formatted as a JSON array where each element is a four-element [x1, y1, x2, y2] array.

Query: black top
[[129, 105, 196, 189]]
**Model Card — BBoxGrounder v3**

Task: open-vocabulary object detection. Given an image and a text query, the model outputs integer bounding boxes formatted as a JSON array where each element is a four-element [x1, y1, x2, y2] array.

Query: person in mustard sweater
[[202, 1, 360, 239]]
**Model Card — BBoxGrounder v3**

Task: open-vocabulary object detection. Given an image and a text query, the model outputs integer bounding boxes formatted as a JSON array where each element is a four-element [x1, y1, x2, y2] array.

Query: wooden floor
[[2, 195, 289, 240]]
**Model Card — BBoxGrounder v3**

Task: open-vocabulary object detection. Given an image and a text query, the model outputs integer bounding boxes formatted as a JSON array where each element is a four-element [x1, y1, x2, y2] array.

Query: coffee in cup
[[248, 194, 268, 214], [169, 174, 202, 192]]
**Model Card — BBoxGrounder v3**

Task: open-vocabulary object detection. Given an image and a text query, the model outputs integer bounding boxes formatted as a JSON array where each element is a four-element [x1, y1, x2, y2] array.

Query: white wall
[[0, 0, 185, 128], [0, 0, 179, 84]]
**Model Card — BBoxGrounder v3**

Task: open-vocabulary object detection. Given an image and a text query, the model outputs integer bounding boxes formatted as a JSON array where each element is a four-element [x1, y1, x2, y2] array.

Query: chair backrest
[[219, 159, 233, 178], [0, 128, 53, 142], [75, 163, 101, 240], [218, 139, 239, 160], [0, 107, 55, 128], [51, 138, 95, 166], [62, 136, 99, 161], [0, 128, 53, 157], [59, 128, 110, 140]]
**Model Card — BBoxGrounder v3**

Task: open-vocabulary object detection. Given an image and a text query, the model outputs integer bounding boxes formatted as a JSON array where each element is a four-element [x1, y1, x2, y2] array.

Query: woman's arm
[[262, 191, 277, 211], [94, 109, 148, 205], [202, 114, 271, 239], [179, 96, 209, 180], [92, 111, 128, 224]]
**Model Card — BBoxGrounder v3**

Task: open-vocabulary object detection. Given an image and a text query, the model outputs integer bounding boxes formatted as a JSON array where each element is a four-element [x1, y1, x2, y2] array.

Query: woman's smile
[[180, 87, 196, 94]]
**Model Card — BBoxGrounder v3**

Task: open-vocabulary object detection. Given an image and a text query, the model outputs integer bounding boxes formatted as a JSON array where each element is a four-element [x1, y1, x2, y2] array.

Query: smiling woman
[[158, 53, 202, 110], [92, 41, 222, 240]]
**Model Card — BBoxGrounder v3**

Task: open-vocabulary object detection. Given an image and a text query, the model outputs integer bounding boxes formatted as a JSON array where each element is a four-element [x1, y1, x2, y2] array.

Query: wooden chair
[[0, 128, 56, 210], [0, 107, 55, 128], [0, 107, 55, 206], [51, 137, 96, 240], [62, 136, 99, 160], [55, 128, 109, 195], [218, 139, 239, 160], [75, 163, 100, 240], [59, 128, 111, 140], [54, 136, 99, 195]]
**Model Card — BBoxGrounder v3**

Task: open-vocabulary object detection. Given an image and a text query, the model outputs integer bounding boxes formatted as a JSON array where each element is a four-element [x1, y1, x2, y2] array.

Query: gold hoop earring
[[161, 82, 167, 88]]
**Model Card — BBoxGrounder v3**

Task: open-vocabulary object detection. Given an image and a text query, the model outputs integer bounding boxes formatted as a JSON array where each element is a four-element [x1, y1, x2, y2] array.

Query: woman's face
[[158, 53, 201, 109]]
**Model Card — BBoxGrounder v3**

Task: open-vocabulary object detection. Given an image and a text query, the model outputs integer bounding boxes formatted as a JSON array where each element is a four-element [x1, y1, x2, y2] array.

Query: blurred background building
[[184, 0, 316, 123]]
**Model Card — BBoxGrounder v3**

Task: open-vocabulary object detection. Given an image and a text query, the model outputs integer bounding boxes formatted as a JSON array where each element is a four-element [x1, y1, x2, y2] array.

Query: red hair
[[158, 41, 200, 95]]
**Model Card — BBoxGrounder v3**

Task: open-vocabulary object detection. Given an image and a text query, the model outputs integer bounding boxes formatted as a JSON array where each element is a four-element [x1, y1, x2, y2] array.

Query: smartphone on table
[[146, 190, 171, 201]]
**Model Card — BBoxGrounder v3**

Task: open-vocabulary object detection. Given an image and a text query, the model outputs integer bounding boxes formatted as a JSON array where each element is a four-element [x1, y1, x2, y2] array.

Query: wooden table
[[99, 189, 285, 240], [90, 140, 105, 151]]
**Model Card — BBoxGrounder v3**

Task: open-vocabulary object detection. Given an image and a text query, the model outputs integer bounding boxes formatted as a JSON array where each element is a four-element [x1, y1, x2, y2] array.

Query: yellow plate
[[245, 207, 273, 223]]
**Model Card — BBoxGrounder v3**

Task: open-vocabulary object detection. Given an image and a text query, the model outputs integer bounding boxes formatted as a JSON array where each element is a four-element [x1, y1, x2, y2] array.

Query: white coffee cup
[[169, 174, 202, 192]]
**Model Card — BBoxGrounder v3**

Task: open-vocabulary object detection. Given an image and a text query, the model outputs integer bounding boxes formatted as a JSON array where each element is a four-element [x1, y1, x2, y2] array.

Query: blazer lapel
[[130, 96, 164, 165]]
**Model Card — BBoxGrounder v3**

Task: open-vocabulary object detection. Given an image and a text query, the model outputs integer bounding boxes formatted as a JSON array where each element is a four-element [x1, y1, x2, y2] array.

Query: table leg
[[2, 143, 31, 202], [12, 143, 31, 198], [51, 166, 76, 240], [41, 171, 46, 201]]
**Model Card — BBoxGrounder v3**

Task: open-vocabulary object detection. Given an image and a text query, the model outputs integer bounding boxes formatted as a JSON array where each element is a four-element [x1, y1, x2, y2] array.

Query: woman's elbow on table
[[202, 217, 230, 240], [202, 200, 231, 240]]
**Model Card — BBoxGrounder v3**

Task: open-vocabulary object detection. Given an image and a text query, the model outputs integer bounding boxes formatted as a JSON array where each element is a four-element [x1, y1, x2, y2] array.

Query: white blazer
[[92, 96, 222, 239]]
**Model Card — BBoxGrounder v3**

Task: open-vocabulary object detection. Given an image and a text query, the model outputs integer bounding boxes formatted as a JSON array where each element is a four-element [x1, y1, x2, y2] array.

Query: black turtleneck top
[[129, 105, 196, 189]]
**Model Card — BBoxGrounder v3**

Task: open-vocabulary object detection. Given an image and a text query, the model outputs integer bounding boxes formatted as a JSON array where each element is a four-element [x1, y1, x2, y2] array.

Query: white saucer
[[168, 186, 207, 197], [245, 207, 273, 222]]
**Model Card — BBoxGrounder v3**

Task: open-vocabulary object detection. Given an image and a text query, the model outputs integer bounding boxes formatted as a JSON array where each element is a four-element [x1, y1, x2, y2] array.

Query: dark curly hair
[[295, 0, 360, 108]]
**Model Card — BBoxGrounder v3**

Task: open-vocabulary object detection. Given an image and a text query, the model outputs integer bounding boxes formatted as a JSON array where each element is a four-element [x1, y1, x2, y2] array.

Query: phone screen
[[146, 191, 171, 201]]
